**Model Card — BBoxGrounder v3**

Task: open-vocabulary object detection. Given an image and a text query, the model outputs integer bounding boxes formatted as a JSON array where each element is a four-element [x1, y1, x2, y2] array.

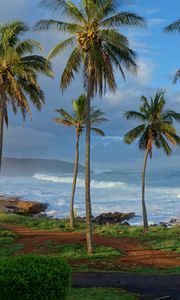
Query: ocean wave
[[93, 168, 111, 175], [33, 174, 127, 189]]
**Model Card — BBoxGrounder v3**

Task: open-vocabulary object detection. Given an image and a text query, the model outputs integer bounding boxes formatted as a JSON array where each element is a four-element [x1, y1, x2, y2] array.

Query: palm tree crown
[[0, 21, 53, 120], [54, 94, 107, 136], [35, 0, 145, 95], [124, 91, 180, 156]]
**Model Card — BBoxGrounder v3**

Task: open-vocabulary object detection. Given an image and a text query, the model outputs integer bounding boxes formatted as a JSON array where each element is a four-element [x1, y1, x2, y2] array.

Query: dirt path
[[1, 224, 180, 269]]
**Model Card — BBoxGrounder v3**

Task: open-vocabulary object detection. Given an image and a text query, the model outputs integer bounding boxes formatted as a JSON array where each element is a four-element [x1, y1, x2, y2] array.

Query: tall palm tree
[[35, 0, 145, 254], [54, 94, 107, 229], [164, 19, 180, 83], [124, 91, 180, 232], [0, 21, 53, 170]]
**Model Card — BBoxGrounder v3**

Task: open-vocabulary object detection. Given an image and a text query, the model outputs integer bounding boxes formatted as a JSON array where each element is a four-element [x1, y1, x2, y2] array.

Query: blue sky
[[1, 0, 180, 170]]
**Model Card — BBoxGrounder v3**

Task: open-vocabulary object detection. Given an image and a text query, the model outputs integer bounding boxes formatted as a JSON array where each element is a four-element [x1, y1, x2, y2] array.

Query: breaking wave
[[33, 174, 127, 189]]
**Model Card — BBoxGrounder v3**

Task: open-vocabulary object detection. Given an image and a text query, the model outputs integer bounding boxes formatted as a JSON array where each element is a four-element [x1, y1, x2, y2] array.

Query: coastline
[[0, 195, 179, 227]]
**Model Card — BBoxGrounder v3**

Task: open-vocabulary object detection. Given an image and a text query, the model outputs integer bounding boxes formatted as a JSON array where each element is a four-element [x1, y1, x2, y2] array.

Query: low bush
[[0, 256, 71, 300]]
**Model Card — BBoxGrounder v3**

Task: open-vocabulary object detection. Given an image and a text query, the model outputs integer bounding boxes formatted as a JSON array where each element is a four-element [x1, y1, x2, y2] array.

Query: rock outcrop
[[0, 196, 48, 215], [93, 212, 135, 225]]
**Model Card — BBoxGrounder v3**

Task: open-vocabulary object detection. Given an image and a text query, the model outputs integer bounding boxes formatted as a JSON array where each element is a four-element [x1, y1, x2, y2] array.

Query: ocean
[[0, 169, 180, 225]]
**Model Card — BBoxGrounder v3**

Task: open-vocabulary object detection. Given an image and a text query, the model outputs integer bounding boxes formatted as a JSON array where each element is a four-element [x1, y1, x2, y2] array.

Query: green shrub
[[0, 256, 71, 300]]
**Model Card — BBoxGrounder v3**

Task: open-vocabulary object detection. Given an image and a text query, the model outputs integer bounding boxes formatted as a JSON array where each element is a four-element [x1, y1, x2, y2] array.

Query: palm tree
[[35, 0, 145, 254], [0, 21, 53, 170], [124, 91, 180, 232], [164, 19, 180, 83], [54, 94, 107, 229]]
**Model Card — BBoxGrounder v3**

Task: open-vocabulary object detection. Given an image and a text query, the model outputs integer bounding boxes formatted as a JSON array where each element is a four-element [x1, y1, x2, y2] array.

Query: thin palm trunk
[[85, 67, 93, 255], [141, 148, 149, 232], [70, 133, 80, 229], [0, 88, 5, 172]]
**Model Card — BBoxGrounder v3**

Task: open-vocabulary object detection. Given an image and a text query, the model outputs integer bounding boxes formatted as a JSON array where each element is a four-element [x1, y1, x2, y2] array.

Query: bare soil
[[1, 224, 180, 269]]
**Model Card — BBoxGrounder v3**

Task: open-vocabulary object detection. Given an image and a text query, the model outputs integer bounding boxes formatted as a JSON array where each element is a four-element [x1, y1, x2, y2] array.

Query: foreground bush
[[0, 256, 71, 300]]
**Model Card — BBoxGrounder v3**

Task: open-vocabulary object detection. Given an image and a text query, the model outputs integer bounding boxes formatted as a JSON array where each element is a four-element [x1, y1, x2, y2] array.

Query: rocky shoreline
[[93, 212, 135, 225], [0, 196, 179, 226], [0, 196, 48, 215]]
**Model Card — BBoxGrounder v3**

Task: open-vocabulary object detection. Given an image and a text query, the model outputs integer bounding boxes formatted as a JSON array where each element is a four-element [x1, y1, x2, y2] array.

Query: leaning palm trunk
[[141, 148, 149, 232], [70, 133, 80, 229], [85, 69, 93, 255], [0, 88, 5, 172]]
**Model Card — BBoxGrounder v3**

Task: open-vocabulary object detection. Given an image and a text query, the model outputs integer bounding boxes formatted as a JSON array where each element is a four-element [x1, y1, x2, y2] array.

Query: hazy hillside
[[1, 158, 84, 176]]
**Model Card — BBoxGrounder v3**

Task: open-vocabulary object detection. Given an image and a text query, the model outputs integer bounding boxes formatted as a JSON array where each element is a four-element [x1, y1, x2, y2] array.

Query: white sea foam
[[33, 174, 127, 189]]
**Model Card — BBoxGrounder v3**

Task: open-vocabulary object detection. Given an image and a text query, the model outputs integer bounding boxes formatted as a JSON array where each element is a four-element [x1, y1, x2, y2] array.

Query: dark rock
[[160, 222, 168, 228], [122, 222, 130, 226], [150, 224, 158, 227], [0, 195, 48, 216], [93, 212, 135, 225], [169, 218, 180, 225]]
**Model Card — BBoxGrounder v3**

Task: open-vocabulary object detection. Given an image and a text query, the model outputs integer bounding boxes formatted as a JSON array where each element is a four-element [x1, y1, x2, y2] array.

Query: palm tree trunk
[[0, 88, 5, 173], [141, 148, 149, 232], [70, 133, 80, 229], [85, 68, 93, 255]]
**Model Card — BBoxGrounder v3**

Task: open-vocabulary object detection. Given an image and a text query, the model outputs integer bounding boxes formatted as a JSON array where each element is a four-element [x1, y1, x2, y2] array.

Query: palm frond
[[173, 69, 180, 83], [39, 0, 65, 13], [91, 127, 105, 136], [47, 36, 75, 60], [16, 39, 44, 55], [124, 124, 146, 144], [34, 19, 81, 33], [164, 19, 180, 32], [54, 117, 74, 127], [158, 134, 172, 155], [124, 111, 147, 121], [63, 1, 86, 23], [55, 108, 75, 122], [162, 110, 180, 123], [60, 47, 82, 91], [21, 55, 53, 77], [100, 12, 145, 27]]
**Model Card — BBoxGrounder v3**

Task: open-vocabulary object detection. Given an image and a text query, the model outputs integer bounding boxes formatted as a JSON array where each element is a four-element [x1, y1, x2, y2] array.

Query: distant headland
[[1, 158, 84, 176]]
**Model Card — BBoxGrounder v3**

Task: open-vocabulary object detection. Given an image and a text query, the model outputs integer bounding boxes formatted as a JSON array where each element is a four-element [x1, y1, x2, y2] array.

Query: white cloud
[[134, 59, 156, 85], [103, 136, 123, 141], [148, 18, 166, 28], [104, 58, 155, 108], [144, 8, 162, 15]]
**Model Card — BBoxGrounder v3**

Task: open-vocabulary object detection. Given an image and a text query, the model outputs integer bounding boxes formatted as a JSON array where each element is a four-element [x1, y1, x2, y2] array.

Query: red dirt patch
[[1, 223, 180, 269]]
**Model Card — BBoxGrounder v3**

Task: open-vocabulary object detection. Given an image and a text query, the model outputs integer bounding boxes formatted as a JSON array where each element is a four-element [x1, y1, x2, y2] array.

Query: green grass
[[0, 212, 72, 231], [39, 241, 121, 259], [94, 222, 180, 239], [0, 228, 17, 238], [0, 228, 24, 257], [144, 238, 180, 253], [71, 264, 180, 275], [0, 212, 179, 257], [94, 223, 180, 253], [67, 288, 139, 300]]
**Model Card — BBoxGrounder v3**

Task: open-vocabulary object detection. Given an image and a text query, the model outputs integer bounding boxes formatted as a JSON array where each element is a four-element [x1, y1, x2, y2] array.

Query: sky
[[1, 0, 180, 170]]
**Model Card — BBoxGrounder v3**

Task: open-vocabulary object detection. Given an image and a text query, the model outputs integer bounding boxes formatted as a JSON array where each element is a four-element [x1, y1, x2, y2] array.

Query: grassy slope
[[0, 212, 179, 253], [0, 212, 179, 274]]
